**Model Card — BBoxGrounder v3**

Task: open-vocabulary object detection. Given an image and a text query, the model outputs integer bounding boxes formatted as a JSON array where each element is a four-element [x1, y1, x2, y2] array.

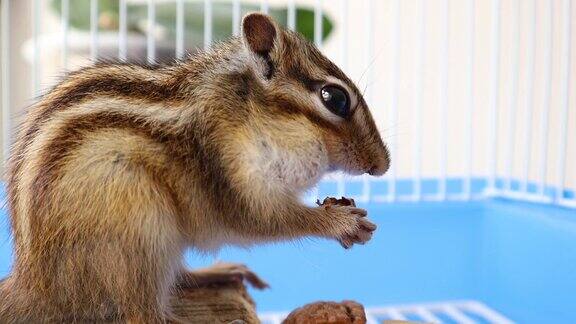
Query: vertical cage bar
[[310, 187, 319, 203], [365, 0, 375, 105], [176, 0, 185, 58], [32, 0, 40, 96], [336, 173, 346, 198], [412, 0, 425, 201], [261, 0, 269, 15], [61, 0, 69, 70], [119, 0, 127, 61], [147, 0, 156, 64], [505, 0, 521, 191], [314, 0, 322, 47], [487, 0, 501, 192], [464, 0, 475, 199], [288, 0, 296, 31], [2, 0, 10, 160], [388, 0, 400, 202], [232, 0, 241, 36], [537, 0, 553, 197], [340, 0, 348, 71], [362, 0, 375, 202], [556, 0, 572, 201], [337, 0, 348, 198], [520, 0, 537, 193], [204, 0, 212, 50], [438, 0, 449, 200], [90, 0, 98, 61]]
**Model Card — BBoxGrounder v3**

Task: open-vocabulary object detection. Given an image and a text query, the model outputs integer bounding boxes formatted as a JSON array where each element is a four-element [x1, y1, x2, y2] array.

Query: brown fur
[[0, 14, 389, 323]]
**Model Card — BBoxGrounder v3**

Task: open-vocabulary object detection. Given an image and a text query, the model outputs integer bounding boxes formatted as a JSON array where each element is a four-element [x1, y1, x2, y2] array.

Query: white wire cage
[[0, 0, 575, 209], [259, 300, 514, 324]]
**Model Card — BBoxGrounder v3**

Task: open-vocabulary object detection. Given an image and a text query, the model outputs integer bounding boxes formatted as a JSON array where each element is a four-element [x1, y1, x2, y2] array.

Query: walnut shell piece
[[316, 197, 357, 208]]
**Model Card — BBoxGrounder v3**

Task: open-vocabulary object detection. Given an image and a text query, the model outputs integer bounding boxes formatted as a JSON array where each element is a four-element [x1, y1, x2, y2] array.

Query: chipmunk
[[0, 13, 389, 323]]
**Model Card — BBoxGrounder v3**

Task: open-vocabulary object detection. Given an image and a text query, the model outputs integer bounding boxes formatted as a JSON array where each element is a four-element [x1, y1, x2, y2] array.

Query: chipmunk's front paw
[[317, 197, 377, 249], [336, 207, 376, 249]]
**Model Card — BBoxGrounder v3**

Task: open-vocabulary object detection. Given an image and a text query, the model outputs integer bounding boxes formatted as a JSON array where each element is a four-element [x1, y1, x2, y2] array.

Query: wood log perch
[[170, 281, 259, 323], [171, 281, 417, 324]]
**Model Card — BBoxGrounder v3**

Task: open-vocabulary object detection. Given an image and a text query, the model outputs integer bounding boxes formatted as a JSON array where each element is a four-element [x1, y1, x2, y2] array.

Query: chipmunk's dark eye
[[320, 85, 350, 118]]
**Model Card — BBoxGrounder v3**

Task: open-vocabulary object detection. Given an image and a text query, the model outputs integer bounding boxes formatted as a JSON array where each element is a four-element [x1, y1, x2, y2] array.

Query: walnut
[[283, 300, 367, 324]]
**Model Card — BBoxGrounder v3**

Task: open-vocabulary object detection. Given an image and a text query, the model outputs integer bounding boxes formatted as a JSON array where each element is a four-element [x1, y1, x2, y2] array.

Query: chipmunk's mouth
[[327, 164, 363, 176], [327, 152, 390, 176], [367, 159, 390, 176]]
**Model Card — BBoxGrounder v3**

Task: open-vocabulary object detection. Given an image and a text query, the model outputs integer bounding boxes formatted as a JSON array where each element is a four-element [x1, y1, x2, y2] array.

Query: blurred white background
[[0, 0, 574, 198]]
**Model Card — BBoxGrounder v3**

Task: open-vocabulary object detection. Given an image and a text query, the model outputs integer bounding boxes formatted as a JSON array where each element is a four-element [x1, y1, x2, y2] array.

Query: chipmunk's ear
[[242, 13, 279, 58]]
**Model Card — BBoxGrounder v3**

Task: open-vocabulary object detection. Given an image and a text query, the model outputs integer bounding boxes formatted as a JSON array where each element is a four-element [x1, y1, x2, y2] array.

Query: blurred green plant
[[51, 0, 333, 47]]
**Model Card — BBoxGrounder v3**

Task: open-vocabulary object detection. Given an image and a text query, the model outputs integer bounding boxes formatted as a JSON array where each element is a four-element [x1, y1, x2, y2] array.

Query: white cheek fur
[[256, 138, 328, 191], [238, 129, 329, 196]]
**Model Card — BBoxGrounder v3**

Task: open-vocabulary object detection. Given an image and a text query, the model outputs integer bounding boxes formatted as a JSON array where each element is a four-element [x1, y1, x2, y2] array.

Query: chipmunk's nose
[[367, 158, 390, 176]]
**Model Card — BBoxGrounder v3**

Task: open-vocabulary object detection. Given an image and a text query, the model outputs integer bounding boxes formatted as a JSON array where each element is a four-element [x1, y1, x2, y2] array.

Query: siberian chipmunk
[[0, 13, 389, 323]]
